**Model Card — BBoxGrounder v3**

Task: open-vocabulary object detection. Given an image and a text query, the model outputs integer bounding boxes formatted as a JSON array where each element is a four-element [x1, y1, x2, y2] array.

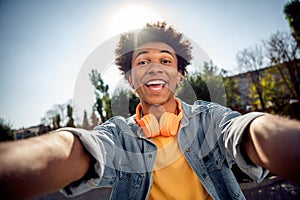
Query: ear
[[127, 75, 135, 89], [177, 71, 183, 84]]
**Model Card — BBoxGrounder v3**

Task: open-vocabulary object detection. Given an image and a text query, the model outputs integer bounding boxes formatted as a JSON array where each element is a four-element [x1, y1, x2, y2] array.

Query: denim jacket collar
[[126, 98, 210, 138]]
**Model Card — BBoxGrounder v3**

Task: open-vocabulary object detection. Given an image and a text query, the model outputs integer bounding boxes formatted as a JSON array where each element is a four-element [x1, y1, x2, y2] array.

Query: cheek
[[170, 70, 181, 81], [131, 70, 144, 88], [169, 73, 181, 90]]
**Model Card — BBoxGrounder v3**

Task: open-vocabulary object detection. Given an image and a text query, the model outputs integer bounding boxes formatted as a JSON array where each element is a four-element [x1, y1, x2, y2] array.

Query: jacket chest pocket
[[119, 171, 143, 188], [110, 162, 146, 200], [202, 146, 244, 199], [203, 145, 225, 172], [118, 161, 144, 188]]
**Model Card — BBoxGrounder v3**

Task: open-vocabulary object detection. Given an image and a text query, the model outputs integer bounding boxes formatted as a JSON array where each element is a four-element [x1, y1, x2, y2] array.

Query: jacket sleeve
[[212, 106, 269, 182], [56, 121, 117, 197]]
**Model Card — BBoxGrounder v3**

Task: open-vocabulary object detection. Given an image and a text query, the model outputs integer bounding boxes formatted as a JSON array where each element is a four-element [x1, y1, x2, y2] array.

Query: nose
[[146, 63, 163, 75]]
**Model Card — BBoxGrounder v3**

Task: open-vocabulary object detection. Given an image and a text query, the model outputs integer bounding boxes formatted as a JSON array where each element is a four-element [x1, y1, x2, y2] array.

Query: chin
[[146, 95, 175, 106]]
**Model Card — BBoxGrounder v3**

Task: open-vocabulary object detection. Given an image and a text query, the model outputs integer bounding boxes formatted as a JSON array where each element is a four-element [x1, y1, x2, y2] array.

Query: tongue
[[148, 84, 163, 91]]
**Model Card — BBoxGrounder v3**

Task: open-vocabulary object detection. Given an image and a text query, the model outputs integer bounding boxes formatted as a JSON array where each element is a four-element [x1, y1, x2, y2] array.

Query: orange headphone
[[135, 98, 183, 138]]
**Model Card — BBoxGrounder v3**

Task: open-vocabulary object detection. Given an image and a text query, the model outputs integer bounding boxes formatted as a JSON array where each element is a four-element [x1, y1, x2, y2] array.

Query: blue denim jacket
[[60, 100, 268, 199]]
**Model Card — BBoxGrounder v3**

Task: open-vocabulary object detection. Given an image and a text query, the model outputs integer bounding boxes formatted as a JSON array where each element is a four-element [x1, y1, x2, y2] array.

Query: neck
[[140, 97, 178, 120]]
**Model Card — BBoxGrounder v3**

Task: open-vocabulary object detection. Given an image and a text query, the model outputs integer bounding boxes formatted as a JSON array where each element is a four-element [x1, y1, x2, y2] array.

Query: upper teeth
[[146, 80, 166, 85]]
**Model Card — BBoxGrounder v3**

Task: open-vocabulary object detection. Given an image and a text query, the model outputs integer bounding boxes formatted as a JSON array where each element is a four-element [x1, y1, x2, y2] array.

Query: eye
[[137, 60, 149, 66], [161, 59, 171, 64]]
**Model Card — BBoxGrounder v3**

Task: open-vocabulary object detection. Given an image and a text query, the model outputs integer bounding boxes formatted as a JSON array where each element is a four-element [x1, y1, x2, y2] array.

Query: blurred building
[[14, 124, 51, 140]]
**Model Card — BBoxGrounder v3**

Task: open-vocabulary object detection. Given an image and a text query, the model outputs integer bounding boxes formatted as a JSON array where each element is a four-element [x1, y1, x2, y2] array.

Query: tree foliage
[[52, 114, 61, 130], [222, 73, 243, 112], [177, 72, 209, 104], [237, 44, 267, 111], [177, 61, 227, 105], [111, 89, 130, 118], [248, 68, 285, 113], [233, 29, 299, 117], [129, 92, 140, 116], [284, 0, 300, 47], [264, 31, 300, 102], [82, 110, 90, 129], [201, 61, 227, 105], [111, 89, 140, 118], [89, 69, 112, 123], [0, 118, 14, 141], [40, 100, 75, 130], [80, 110, 99, 130], [90, 110, 99, 128], [66, 104, 75, 127]]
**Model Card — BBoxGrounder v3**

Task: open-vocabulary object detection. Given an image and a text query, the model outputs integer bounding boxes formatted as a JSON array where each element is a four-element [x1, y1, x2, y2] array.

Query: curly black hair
[[114, 21, 193, 78]]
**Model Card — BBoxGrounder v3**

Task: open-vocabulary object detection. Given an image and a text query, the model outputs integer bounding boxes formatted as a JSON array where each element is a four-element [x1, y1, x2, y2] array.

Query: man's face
[[128, 42, 182, 107]]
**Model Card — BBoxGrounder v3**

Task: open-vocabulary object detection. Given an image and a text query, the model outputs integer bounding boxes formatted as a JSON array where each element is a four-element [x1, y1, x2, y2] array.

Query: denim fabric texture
[[59, 100, 268, 200]]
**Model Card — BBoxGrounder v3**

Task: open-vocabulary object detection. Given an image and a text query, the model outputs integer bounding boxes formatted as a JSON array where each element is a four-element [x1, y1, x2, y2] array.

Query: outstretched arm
[[243, 114, 300, 183], [0, 131, 92, 199]]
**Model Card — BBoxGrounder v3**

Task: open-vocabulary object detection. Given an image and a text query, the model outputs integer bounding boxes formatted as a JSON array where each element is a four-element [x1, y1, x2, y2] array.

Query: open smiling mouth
[[145, 79, 167, 91]]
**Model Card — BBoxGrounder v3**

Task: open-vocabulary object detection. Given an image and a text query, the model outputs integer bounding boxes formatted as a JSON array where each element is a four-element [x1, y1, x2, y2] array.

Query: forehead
[[132, 42, 176, 57]]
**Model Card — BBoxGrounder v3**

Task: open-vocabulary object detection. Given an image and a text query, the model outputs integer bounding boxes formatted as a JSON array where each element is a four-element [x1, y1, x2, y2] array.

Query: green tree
[[265, 31, 300, 102], [52, 114, 61, 130], [41, 101, 69, 129], [82, 110, 90, 130], [201, 61, 226, 105], [237, 44, 267, 111], [129, 92, 140, 116], [111, 89, 130, 118], [248, 70, 279, 113], [260, 66, 295, 115], [222, 73, 243, 112], [177, 61, 226, 105], [90, 110, 99, 128], [41, 108, 57, 129], [284, 0, 300, 47], [66, 104, 75, 127], [177, 73, 210, 104], [89, 69, 112, 123], [103, 94, 113, 121], [0, 118, 14, 141], [111, 89, 140, 117]]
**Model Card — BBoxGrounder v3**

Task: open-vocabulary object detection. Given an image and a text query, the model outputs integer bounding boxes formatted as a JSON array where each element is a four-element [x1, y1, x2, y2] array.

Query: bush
[[0, 118, 14, 141]]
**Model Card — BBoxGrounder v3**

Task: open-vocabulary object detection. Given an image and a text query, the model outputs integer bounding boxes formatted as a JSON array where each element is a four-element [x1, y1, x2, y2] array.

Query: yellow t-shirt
[[149, 135, 212, 200]]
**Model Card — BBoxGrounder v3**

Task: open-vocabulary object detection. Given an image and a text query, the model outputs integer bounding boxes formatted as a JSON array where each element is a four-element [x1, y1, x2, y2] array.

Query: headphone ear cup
[[147, 114, 160, 138], [135, 98, 183, 138], [160, 113, 179, 137], [159, 113, 168, 134], [140, 114, 160, 138]]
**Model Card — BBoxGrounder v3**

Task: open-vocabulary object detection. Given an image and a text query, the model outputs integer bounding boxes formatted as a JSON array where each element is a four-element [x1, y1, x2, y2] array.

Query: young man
[[0, 22, 300, 200]]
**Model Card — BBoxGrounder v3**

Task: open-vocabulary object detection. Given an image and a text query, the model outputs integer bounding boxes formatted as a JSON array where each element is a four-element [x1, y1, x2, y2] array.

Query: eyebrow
[[134, 50, 175, 60]]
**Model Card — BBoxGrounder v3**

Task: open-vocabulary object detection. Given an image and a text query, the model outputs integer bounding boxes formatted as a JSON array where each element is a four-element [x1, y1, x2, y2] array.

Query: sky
[[0, 0, 291, 129]]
